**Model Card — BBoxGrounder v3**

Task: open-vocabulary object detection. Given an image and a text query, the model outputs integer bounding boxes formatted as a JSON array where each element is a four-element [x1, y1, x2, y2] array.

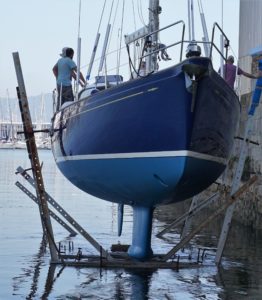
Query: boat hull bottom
[[56, 154, 225, 207]]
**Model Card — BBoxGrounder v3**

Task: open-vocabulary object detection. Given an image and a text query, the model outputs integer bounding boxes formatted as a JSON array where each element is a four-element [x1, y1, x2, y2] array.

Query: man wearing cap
[[60, 47, 69, 57], [53, 47, 86, 109], [219, 55, 259, 89]]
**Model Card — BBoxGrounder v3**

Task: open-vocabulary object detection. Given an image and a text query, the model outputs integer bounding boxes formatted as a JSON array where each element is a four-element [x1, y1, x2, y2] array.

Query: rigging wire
[[104, 0, 115, 73], [197, 0, 203, 13], [132, 0, 137, 31], [221, 0, 224, 30], [116, 0, 125, 77], [197, 0, 210, 56], [81, 45, 127, 70], [137, 0, 146, 26], [85, 0, 106, 81], [97, 0, 115, 77], [108, 0, 115, 24], [107, 0, 120, 52], [134, 0, 146, 67], [104, 0, 115, 53], [131, 0, 137, 68], [97, 0, 107, 34]]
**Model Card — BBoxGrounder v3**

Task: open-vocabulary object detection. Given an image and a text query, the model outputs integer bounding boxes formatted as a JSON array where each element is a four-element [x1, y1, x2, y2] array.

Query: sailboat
[[0, 89, 17, 149], [51, 0, 240, 260]]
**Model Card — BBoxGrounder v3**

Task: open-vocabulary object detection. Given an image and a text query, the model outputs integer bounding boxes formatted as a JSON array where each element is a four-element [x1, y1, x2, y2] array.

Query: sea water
[[1, 149, 262, 299]]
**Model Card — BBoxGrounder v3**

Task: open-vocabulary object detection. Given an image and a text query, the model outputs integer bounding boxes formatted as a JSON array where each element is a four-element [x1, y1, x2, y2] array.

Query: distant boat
[[35, 94, 51, 150], [0, 140, 16, 149], [0, 89, 16, 148], [51, 0, 240, 260], [14, 140, 27, 149]]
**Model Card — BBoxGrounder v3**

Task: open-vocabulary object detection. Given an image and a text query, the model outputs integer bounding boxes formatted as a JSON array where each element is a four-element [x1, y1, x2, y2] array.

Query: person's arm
[[72, 69, 86, 87], [242, 71, 258, 79], [238, 67, 259, 79], [79, 72, 86, 87], [71, 67, 77, 81], [52, 63, 58, 78]]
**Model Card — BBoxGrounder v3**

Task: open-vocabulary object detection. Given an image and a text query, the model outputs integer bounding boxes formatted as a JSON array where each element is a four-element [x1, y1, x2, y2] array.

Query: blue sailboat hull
[[56, 154, 225, 207], [51, 57, 240, 259]]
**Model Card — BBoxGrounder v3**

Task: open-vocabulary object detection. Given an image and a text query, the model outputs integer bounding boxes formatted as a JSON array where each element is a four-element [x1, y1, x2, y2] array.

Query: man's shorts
[[57, 85, 74, 109]]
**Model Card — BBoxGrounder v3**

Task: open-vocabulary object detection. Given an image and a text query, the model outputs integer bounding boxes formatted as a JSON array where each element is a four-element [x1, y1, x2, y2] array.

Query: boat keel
[[128, 206, 154, 260]]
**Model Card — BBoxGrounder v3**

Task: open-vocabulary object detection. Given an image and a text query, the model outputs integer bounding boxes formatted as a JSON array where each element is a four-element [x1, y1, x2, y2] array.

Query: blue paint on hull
[[57, 155, 225, 207]]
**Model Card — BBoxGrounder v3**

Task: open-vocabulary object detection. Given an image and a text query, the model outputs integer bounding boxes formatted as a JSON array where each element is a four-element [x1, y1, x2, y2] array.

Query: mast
[[147, 0, 160, 73], [198, 0, 210, 56], [186, 0, 201, 57], [6, 89, 14, 142], [76, 0, 82, 101]]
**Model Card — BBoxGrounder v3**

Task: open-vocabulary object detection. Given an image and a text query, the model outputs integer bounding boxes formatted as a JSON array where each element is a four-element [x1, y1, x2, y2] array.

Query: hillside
[[0, 93, 54, 124]]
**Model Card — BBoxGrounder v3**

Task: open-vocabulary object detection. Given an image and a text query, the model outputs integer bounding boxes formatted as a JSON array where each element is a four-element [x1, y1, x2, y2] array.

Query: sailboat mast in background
[[147, 0, 160, 73]]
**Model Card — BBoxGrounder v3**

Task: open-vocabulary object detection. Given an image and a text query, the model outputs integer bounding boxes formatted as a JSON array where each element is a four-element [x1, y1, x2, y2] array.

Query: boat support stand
[[157, 73, 262, 265]]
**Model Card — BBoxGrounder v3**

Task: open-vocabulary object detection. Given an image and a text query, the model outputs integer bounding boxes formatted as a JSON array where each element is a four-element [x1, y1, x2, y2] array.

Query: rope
[[126, 42, 152, 79]]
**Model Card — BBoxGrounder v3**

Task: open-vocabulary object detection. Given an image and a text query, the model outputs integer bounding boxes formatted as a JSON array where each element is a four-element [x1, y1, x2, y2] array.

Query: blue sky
[[0, 0, 239, 98]]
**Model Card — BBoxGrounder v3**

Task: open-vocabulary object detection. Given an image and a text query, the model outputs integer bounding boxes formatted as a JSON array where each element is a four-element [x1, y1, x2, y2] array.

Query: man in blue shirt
[[53, 47, 86, 109]]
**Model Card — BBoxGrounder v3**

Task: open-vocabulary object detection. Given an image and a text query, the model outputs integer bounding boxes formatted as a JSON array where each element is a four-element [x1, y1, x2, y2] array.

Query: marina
[[0, 93, 52, 150]]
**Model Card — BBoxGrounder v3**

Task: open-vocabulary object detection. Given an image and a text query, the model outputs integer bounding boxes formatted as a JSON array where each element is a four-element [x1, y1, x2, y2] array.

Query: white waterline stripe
[[56, 150, 226, 164]]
